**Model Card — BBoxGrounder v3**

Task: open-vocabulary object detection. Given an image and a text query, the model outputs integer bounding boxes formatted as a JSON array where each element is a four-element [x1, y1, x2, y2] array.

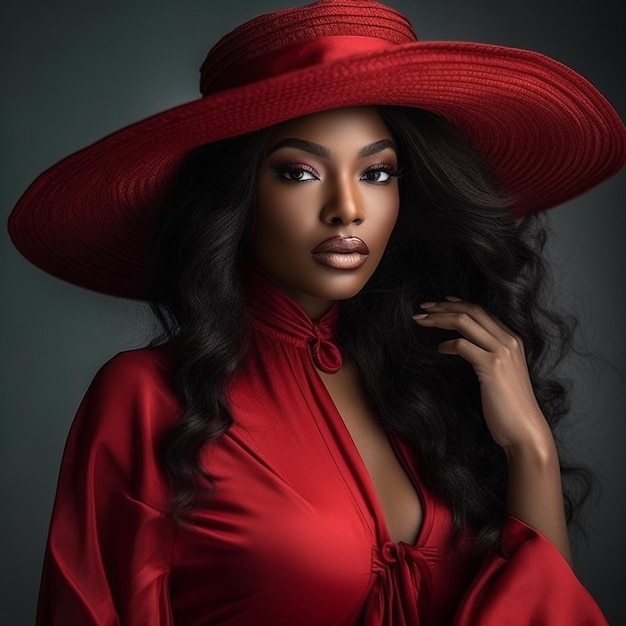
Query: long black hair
[[149, 106, 588, 556]]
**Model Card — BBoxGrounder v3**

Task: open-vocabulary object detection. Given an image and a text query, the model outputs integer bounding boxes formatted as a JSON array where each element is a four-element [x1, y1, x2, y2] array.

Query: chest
[[318, 361, 423, 545], [169, 339, 469, 625]]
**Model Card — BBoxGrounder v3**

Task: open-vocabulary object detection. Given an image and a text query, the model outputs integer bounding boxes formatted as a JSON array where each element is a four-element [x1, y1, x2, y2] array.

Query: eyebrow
[[266, 137, 395, 158], [359, 139, 395, 158]]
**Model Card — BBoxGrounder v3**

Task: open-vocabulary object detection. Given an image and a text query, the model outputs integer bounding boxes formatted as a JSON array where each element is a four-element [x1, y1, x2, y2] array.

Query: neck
[[283, 290, 334, 321], [247, 262, 334, 321]]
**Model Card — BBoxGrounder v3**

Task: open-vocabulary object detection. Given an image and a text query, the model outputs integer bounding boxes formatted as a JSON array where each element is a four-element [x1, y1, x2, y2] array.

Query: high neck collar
[[242, 262, 343, 374]]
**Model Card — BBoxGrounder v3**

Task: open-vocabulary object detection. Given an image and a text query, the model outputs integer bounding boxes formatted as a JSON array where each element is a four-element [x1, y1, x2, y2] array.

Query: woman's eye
[[361, 166, 399, 184], [271, 164, 317, 182], [362, 170, 390, 183]]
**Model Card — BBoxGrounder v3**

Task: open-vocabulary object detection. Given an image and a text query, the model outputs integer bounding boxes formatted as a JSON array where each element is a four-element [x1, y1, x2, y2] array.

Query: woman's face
[[251, 106, 400, 319]]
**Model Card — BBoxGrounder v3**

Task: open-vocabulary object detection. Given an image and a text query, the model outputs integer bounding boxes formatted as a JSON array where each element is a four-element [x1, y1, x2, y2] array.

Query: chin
[[308, 271, 374, 301]]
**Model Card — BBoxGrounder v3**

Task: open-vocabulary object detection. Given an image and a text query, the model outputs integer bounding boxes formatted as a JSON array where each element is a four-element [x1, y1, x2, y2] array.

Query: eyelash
[[270, 162, 318, 182], [270, 162, 402, 183], [363, 163, 403, 183]]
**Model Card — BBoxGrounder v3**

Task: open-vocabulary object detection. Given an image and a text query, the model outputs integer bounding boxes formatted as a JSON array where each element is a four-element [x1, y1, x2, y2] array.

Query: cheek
[[251, 189, 314, 263], [254, 181, 320, 240], [253, 204, 305, 252], [368, 190, 400, 254]]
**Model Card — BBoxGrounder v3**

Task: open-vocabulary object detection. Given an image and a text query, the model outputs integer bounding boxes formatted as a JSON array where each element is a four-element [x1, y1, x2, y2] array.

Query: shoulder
[[87, 343, 179, 414], [47, 345, 182, 511], [62, 345, 181, 503], [70, 344, 181, 448], [93, 343, 176, 390]]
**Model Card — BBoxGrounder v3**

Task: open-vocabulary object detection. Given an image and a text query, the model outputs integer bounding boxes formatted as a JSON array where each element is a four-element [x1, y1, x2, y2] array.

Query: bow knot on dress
[[365, 543, 441, 625], [307, 316, 342, 373]]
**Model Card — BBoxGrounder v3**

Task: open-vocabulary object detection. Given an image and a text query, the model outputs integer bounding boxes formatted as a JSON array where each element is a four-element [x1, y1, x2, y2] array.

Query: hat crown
[[200, 0, 417, 96]]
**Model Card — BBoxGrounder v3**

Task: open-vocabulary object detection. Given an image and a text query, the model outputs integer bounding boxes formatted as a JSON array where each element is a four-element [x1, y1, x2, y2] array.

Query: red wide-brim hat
[[8, 0, 626, 299]]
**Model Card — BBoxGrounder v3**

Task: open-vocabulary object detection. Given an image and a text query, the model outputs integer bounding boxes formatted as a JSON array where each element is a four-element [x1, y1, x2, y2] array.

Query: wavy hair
[[149, 106, 589, 556]]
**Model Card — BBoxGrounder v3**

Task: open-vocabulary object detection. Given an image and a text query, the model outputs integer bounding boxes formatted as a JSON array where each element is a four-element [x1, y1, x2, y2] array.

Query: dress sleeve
[[36, 351, 179, 626], [453, 517, 608, 625]]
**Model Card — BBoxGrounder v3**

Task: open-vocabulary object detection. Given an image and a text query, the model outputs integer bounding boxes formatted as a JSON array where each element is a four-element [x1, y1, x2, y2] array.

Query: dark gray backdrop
[[2, 1, 624, 624]]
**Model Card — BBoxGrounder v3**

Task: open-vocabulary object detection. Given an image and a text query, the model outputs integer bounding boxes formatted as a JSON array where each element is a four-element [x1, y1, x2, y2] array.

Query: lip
[[311, 236, 370, 270], [311, 236, 370, 255]]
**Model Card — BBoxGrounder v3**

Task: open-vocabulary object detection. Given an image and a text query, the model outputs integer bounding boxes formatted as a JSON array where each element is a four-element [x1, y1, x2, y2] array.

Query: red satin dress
[[37, 269, 608, 625]]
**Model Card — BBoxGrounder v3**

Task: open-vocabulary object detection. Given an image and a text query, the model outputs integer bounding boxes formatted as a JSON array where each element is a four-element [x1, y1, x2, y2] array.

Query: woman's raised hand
[[413, 297, 573, 563], [412, 298, 553, 453]]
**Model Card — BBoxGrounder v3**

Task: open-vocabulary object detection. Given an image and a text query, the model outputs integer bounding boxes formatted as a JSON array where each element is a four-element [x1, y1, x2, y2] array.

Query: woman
[[8, 1, 625, 624]]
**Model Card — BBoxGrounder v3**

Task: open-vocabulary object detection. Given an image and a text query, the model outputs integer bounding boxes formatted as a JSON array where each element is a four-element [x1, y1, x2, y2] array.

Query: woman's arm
[[413, 298, 573, 566], [503, 431, 572, 565], [37, 350, 177, 625]]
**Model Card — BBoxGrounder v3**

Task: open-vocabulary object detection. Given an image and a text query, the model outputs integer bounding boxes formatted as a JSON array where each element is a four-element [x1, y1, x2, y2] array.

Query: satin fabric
[[37, 268, 607, 625], [202, 35, 396, 95]]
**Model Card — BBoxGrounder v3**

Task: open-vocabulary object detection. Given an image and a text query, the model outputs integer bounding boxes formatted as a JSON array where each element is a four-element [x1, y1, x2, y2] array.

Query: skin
[[252, 106, 400, 319], [413, 299, 573, 565], [252, 107, 424, 544], [251, 106, 573, 561]]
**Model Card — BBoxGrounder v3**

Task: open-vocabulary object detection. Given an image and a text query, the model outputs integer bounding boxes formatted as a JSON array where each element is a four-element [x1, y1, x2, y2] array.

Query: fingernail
[[445, 295, 462, 302], [412, 313, 428, 320], [420, 301, 437, 308]]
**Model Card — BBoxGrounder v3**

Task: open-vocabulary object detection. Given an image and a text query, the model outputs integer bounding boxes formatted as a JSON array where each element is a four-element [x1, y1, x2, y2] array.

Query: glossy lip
[[311, 236, 370, 270], [311, 236, 370, 255]]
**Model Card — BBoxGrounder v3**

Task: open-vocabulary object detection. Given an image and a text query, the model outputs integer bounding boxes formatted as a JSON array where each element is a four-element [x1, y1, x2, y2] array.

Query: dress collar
[[243, 262, 343, 374]]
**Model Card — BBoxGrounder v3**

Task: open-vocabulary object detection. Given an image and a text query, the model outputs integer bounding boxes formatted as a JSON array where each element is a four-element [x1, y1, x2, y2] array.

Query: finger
[[437, 337, 489, 367], [446, 297, 521, 342], [413, 310, 503, 353], [418, 299, 520, 346]]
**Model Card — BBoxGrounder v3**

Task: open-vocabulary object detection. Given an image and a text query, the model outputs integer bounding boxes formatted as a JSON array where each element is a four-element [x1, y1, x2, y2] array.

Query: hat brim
[[8, 41, 626, 299]]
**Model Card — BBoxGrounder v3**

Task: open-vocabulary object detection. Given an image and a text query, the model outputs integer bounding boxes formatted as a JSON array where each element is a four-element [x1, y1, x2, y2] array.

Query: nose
[[320, 176, 364, 226]]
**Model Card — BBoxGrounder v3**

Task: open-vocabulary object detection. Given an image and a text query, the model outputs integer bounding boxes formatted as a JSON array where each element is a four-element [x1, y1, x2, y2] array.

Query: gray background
[[1, 0, 624, 624]]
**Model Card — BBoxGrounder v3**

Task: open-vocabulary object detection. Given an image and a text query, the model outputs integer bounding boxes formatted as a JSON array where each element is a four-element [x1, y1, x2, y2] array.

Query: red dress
[[37, 269, 607, 625]]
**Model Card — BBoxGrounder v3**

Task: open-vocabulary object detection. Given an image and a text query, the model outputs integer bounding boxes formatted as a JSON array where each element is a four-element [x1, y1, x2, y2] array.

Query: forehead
[[268, 106, 394, 145]]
